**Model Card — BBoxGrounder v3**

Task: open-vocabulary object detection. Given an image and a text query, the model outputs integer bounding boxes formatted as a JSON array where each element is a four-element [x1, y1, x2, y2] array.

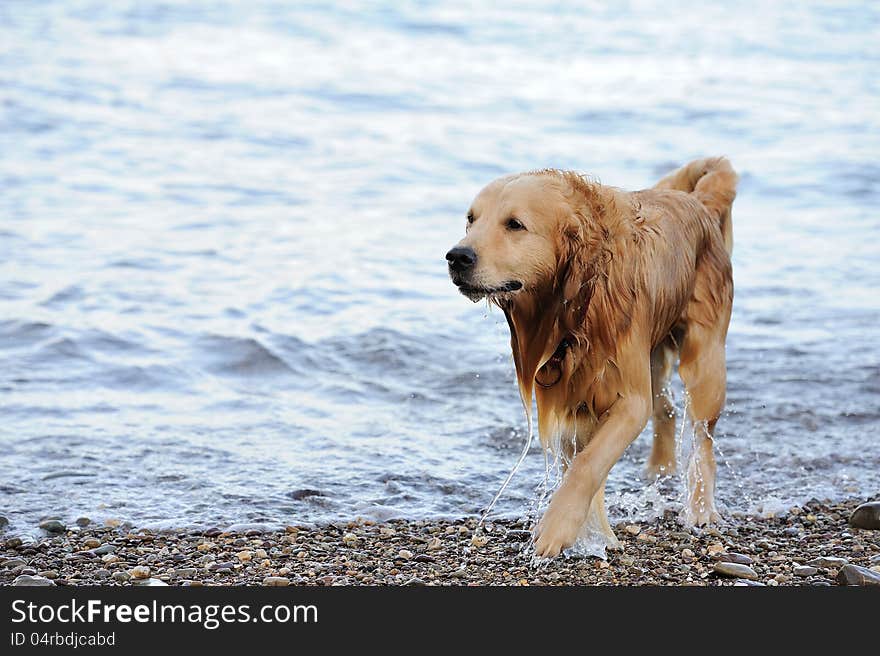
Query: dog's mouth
[[452, 278, 523, 302]]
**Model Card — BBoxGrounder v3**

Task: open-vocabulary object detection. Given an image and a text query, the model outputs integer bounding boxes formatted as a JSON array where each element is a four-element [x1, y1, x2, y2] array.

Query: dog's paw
[[684, 505, 721, 527], [533, 504, 584, 559]]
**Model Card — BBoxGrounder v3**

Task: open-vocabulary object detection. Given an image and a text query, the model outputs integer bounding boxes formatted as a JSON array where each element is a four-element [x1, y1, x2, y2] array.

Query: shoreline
[[2, 497, 878, 586]]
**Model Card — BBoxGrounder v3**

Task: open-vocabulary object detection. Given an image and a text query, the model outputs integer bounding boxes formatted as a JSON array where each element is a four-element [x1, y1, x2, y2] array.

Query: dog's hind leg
[[645, 337, 677, 479], [678, 269, 732, 526]]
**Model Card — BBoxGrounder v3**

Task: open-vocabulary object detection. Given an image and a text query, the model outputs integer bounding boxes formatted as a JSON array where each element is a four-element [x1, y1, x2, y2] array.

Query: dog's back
[[653, 156, 737, 254]]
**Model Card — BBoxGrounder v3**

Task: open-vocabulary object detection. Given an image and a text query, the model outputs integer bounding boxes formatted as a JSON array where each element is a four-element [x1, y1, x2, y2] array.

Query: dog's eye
[[506, 217, 525, 231], [467, 212, 475, 225]]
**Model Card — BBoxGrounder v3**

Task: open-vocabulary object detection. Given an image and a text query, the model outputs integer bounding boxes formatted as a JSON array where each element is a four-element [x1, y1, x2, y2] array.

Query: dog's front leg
[[534, 396, 651, 558]]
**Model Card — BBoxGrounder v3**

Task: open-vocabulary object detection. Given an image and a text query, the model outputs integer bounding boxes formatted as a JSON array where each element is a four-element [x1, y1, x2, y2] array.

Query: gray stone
[[13, 575, 56, 587], [733, 579, 765, 586], [506, 530, 532, 538], [713, 562, 758, 580], [128, 565, 151, 579], [2, 558, 27, 569], [132, 578, 168, 586], [794, 565, 818, 577], [262, 576, 290, 587], [848, 502, 880, 530], [807, 556, 848, 569], [93, 544, 115, 555], [111, 571, 130, 583], [39, 519, 66, 534], [836, 564, 880, 586], [717, 552, 753, 565], [75, 517, 91, 527], [94, 569, 111, 579], [0, 515, 8, 530]]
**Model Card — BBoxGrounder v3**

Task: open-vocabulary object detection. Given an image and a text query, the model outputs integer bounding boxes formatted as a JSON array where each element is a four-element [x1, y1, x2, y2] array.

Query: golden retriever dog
[[447, 157, 737, 557]]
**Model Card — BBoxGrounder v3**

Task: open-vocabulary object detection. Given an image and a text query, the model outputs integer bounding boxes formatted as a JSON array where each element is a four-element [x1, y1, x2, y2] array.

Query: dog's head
[[447, 171, 604, 305], [448, 170, 633, 439], [446, 174, 559, 302]]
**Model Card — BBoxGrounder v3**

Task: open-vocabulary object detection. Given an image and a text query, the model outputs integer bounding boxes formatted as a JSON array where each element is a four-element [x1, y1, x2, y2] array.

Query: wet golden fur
[[449, 157, 738, 557]]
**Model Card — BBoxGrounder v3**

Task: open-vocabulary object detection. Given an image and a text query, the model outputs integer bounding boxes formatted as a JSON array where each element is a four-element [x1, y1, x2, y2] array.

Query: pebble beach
[[2, 498, 878, 587]]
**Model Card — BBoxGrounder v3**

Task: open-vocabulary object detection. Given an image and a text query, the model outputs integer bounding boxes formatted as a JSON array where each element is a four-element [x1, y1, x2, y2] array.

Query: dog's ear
[[555, 216, 602, 341], [557, 186, 640, 357]]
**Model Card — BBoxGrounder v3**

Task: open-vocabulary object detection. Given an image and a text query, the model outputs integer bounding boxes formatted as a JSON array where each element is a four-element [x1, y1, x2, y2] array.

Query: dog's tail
[[654, 157, 737, 254]]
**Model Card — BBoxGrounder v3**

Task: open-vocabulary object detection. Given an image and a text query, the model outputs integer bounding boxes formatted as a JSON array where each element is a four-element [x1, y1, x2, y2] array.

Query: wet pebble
[[128, 565, 150, 580], [717, 552, 753, 565], [713, 562, 758, 580], [471, 535, 488, 548], [13, 574, 55, 586], [807, 556, 847, 569], [848, 502, 880, 530], [707, 542, 725, 556], [39, 519, 66, 534], [263, 576, 290, 586], [836, 564, 880, 587]]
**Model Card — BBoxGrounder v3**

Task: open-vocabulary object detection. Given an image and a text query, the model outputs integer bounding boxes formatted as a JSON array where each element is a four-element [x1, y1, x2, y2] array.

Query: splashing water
[[714, 440, 752, 514], [487, 373, 772, 562], [567, 512, 621, 560], [477, 401, 535, 531]]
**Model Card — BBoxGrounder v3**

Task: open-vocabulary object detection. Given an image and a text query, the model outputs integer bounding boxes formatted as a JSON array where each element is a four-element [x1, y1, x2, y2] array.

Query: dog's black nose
[[446, 246, 476, 272]]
